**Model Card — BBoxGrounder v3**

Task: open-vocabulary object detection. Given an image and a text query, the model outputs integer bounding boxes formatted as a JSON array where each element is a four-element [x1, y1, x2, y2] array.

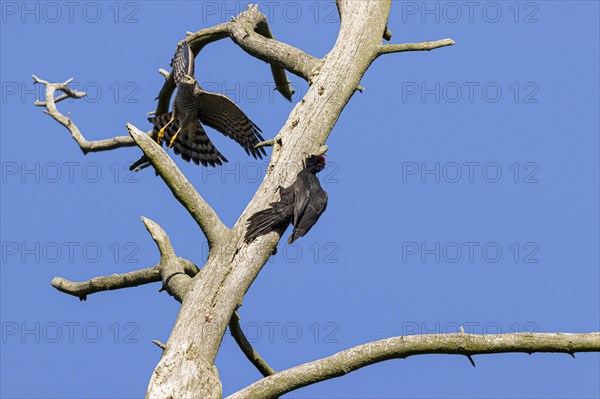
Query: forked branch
[[51, 260, 199, 301], [229, 4, 321, 85], [32, 75, 137, 153], [51, 217, 200, 303], [141, 217, 196, 302], [228, 332, 600, 399]]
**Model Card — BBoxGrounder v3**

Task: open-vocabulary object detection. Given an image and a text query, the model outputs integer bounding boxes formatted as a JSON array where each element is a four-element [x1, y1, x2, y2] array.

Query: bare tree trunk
[[146, 2, 391, 397]]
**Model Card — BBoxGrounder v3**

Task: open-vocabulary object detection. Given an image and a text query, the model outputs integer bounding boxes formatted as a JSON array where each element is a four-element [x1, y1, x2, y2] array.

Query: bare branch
[[153, 340, 167, 350], [383, 25, 392, 41], [229, 311, 276, 377], [127, 124, 229, 247], [142, 217, 178, 259], [49, 214, 201, 303], [466, 354, 476, 367], [50, 260, 199, 301], [229, 4, 320, 89], [51, 267, 159, 301], [32, 75, 137, 154], [227, 332, 600, 399], [379, 38, 456, 55], [158, 68, 170, 79], [141, 217, 197, 303], [254, 138, 276, 149], [314, 145, 329, 157]]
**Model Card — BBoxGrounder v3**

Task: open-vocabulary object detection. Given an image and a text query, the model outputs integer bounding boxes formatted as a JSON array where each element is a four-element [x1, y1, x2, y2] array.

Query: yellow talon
[[157, 126, 167, 143], [168, 127, 181, 149], [156, 118, 174, 144]]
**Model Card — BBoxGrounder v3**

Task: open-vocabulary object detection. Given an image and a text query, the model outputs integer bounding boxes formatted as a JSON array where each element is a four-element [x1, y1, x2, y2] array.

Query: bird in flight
[[131, 41, 266, 170], [245, 155, 328, 244]]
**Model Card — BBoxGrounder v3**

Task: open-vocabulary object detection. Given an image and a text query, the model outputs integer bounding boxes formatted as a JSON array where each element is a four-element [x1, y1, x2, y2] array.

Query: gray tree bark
[[33, 2, 599, 399]]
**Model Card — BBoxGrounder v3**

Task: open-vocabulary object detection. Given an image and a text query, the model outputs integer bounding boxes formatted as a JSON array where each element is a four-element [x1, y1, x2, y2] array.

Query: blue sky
[[1, 1, 599, 398]]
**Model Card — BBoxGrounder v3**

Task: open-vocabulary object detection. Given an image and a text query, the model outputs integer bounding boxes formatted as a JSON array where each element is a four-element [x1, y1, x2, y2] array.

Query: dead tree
[[34, 2, 599, 398]]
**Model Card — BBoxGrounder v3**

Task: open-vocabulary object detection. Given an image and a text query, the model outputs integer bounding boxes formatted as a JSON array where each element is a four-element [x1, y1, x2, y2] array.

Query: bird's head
[[181, 74, 196, 86], [305, 155, 326, 174]]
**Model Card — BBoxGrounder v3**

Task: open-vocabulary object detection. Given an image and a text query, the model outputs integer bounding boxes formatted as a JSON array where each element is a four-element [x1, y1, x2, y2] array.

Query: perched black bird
[[130, 41, 266, 171], [245, 155, 328, 244]]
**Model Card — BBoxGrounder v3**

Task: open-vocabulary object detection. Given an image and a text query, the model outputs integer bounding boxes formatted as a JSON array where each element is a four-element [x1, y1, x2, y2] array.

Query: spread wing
[[171, 41, 194, 86], [150, 113, 227, 167], [197, 91, 267, 159]]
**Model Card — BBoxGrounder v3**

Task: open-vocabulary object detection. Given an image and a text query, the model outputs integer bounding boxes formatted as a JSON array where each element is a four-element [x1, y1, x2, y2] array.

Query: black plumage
[[245, 155, 328, 244]]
